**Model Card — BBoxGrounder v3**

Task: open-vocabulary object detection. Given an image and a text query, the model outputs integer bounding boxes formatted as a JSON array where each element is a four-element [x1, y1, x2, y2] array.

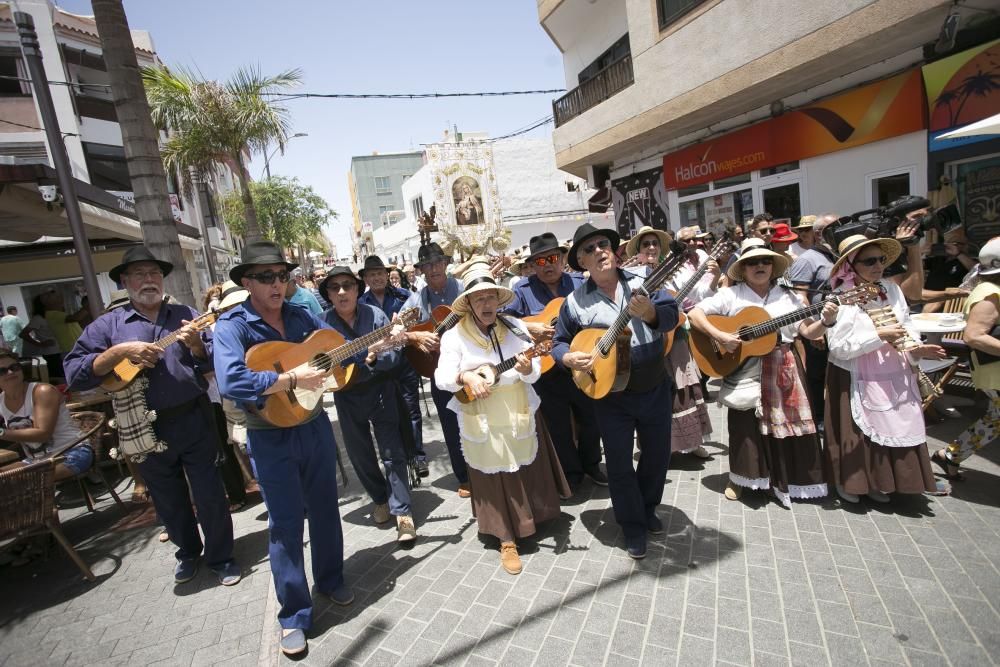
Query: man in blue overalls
[[357, 255, 428, 479], [503, 233, 607, 492], [551, 224, 679, 560], [213, 241, 351, 657], [320, 266, 416, 543]]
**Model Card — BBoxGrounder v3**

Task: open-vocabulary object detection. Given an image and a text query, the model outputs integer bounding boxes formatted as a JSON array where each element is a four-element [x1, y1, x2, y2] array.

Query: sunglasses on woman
[[744, 258, 773, 267], [246, 270, 291, 285], [532, 253, 561, 267], [854, 255, 887, 268], [641, 239, 660, 249], [0, 364, 23, 376]]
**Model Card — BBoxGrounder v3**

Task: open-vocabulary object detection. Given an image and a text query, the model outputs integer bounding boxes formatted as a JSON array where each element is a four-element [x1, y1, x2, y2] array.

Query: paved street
[[1, 384, 999, 667]]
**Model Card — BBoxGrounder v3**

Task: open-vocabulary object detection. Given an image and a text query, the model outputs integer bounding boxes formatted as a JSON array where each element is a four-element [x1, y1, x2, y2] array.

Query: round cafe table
[[910, 314, 966, 344]]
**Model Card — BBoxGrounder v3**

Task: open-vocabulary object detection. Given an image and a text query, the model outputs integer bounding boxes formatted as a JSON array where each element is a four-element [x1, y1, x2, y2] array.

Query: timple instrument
[[454, 341, 553, 404]]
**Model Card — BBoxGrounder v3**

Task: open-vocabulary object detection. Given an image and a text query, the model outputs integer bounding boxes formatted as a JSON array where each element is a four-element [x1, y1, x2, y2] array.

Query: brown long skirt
[[824, 365, 936, 495], [727, 408, 827, 505], [467, 414, 571, 542]]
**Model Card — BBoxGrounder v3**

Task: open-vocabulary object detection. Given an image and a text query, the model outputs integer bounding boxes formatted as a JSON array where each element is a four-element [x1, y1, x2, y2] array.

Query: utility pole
[[15, 12, 104, 320]]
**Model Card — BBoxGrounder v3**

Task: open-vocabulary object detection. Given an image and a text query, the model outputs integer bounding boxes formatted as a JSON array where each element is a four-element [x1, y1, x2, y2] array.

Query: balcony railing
[[552, 54, 633, 128]]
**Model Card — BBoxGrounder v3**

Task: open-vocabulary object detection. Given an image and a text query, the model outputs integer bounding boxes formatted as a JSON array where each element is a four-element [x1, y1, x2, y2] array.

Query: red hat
[[771, 222, 798, 243]]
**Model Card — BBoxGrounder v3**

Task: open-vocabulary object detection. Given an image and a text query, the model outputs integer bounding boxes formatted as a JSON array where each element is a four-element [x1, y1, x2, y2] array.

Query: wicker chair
[[46, 411, 124, 512], [0, 459, 95, 581]]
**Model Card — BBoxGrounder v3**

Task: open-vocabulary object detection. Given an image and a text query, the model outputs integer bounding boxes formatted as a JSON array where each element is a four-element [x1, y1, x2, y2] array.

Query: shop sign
[[610, 166, 670, 239], [663, 70, 926, 189], [923, 38, 1000, 134]]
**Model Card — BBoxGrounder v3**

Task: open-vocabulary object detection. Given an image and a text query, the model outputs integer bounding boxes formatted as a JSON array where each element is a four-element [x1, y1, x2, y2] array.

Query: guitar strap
[[496, 315, 532, 344]]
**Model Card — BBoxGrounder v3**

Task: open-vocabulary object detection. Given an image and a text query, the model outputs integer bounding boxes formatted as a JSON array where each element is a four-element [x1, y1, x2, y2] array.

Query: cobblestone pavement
[[1, 387, 999, 667]]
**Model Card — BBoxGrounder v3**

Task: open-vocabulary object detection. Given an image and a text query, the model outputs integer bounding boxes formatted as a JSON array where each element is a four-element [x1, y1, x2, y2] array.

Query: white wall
[[803, 131, 927, 217], [547, 0, 629, 86], [492, 138, 591, 220]]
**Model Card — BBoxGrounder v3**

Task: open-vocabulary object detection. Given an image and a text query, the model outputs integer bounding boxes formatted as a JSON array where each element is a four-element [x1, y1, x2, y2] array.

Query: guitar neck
[[596, 254, 684, 355], [488, 345, 544, 377], [675, 244, 729, 302], [435, 310, 461, 335], [152, 311, 214, 350], [321, 321, 396, 368], [739, 299, 831, 341]]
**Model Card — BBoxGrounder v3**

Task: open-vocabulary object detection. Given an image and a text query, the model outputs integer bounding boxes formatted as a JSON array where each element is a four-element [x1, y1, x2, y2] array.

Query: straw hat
[[727, 239, 790, 282], [217, 280, 249, 310], [675, 225, 702, 242], [451, 257, 514, 315], [793, 215, 817, 230], [829, 234, 902, 278], [625, 225, 672, 258]]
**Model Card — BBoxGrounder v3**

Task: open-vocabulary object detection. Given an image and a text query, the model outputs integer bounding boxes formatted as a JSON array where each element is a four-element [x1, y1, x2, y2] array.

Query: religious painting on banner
[[610, 167, 670, 239], [427, 141, 510, 257]]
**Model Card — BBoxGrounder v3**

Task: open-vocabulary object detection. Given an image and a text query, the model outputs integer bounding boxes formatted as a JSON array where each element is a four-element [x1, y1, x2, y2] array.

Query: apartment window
[[401, 174, 411, 183], [374, 176, 391, 194], [872, 172, 911, 207], [657, 0, 709, 30], [379, 205, 394, 226], [410, 196, 424, 221], [577, 34, 630, 85], [0, 53, 30, 96], [82, 142, 131, 191]]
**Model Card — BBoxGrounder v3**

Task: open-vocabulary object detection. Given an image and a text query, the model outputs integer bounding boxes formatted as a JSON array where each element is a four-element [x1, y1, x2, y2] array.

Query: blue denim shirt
[[551, 270, 679, 369], [63, 302, 211, 410], [322, 303, 400, 385], [504, 273, 584, 318], [359, 286, 412, 320], [213, 300, 332, 411], [402, 277, 464, 320]]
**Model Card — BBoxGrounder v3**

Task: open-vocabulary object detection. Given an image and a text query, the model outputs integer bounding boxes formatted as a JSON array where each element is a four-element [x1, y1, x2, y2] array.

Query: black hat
[[567, 223, 620, 271], [415, 242, 452, 268], [318, 266, 363, 296], [358, 255, 389, 278], [229, 241, 298, 283], [109, 246, 174, 283], [527, 232, 568, 260]]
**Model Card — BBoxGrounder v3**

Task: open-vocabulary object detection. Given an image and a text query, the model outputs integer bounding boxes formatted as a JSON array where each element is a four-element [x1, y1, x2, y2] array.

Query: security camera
[[38, 184, 59, 202]]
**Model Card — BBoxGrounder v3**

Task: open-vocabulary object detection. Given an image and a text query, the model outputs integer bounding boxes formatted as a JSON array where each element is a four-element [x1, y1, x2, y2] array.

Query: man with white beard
[[64, 246, 239, 588]]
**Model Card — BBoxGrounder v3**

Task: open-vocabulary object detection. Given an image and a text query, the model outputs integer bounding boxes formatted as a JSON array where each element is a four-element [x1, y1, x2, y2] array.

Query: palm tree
[[952, 67, 1000, 126], [933, 88, 960, 127], [90, 0, 196, 306], [142, 65, 302, 243]]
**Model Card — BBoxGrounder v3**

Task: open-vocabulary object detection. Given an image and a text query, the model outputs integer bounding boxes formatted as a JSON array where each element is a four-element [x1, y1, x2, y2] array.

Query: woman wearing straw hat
[[434, 258, 570, 575], [625, 225, 715, 459], [824, 235, 944, 503], [689, 240, 835, 507]]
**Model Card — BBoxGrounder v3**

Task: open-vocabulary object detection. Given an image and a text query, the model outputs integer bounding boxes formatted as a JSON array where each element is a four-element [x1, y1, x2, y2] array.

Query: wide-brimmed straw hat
[[568, 223, 621, 271], [217, 280, 249, 310], [625, 225, 672, 258], [829, 235, 902, 278], [793, 215, 817, 230], [230, 241, 298, 283], [451, 257, 514, 315], [727, 239, 790, 282], [109, 246, 174, 283]]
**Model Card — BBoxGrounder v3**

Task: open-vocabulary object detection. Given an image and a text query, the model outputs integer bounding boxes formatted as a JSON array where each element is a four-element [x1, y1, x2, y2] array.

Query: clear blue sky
[[55, 1, 565, 256]]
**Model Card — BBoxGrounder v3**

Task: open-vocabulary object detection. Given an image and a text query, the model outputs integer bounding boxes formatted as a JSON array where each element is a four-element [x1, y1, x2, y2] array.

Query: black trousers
[[534, 370, 603, 484]]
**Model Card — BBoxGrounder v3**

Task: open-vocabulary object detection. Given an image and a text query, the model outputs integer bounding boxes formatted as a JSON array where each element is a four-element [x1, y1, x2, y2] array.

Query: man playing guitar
[[503, 232, 606, 491], [551, 224, 679, 560]]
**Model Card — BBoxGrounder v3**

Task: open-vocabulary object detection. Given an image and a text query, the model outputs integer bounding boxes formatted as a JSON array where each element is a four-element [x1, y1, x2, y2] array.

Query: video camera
[[822, 195, 962, 252]]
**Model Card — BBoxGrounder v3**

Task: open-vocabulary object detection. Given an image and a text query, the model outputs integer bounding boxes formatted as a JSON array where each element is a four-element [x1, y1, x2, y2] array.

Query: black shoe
[[625, 535, 647, 560], [647, 515, 664, 535], [585, 467, 609, 487], [415, 460, 430, 478]]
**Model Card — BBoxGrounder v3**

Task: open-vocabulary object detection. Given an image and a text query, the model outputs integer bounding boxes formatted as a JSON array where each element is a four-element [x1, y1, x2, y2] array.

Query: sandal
[[931, 450, 964, 482]]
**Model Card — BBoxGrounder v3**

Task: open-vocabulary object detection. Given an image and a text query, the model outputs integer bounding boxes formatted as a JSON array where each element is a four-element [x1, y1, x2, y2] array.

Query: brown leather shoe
[[724, 482, 743, 501], [500, 541, 521, 575], [457, 483, 472, 499]]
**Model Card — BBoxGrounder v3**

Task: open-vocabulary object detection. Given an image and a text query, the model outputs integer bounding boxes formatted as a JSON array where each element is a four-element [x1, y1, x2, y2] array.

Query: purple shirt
[[63, 302, 211, 411]]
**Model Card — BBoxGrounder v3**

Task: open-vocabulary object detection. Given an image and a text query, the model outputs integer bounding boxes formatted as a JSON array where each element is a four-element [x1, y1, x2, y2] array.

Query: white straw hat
[[451, 257, 514, 315]]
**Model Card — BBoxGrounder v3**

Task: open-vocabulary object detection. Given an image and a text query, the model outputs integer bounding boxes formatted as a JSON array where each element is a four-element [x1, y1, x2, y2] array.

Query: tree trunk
[[91, 0, 197, 307], [233, 153, 264, 243]]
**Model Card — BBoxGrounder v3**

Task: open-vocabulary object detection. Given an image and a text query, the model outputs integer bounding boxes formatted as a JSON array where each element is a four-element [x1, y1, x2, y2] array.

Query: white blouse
[[434, 317, 541, 395], [696, 283, 806, 343], [826, 279, 920, 372], [663, 249, 717, 305]]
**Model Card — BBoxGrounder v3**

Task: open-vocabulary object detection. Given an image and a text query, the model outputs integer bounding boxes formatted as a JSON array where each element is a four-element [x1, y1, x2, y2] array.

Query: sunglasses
[[326, 281, 357, 292], [0, 364, 23, 376], [246, 270, 291, 285], [854, 255, 887, 268], [641, 239, 660, 249], [532, 253, 562, 267], [581, 238, 612, 255], [757, 228, 775, 236], [744, 258, 774, 267]]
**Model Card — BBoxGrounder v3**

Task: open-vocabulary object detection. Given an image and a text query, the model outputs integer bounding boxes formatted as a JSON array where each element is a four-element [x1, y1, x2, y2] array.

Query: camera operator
[[920, 227, 975, 313]]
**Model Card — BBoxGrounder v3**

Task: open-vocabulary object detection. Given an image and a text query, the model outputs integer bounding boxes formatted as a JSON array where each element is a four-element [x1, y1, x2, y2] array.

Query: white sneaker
[[836, 485, 860, 504], [866, 490, 891, 503]]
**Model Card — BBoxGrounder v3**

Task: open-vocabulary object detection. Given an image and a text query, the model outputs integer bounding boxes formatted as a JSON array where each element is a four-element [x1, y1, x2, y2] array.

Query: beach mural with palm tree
[[924, 38, 1000, 132]]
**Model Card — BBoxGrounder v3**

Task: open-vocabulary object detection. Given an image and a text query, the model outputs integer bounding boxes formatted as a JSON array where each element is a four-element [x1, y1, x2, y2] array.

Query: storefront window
[[762, 183, 801, 224], [760, 161, 799, 177], [872, 173, 911, 207]]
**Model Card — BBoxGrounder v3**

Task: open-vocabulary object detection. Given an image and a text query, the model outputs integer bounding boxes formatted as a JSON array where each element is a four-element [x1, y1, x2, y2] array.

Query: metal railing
[[552, 54, 633, 127]]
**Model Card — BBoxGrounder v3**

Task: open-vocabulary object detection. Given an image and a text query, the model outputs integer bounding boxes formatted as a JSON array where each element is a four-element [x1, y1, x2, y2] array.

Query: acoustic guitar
[[522, 297, 564, 374], [688, 284, 879, 378], [454, 341, 553, 404], [662, 239, 735, 356], [569, 251, 687, 399], [101, 301, 240, 392], [404, 257, 510, 378], [246, 307, 420, 427]]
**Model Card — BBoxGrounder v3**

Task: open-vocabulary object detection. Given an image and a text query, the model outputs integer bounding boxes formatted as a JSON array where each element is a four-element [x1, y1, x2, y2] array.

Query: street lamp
[[262, 132, 308, 180]]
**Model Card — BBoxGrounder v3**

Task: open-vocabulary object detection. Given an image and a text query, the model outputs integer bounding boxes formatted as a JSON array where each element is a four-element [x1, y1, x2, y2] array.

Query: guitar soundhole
[[312, 352, 333, 372], [737, 327, 752, 342]]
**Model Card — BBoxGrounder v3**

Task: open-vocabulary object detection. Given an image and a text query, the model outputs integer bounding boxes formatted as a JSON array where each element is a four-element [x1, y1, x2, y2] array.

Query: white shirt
[[663, 249, 717, 305], [434, 317, 541, 395], [697, 283, 806, 343], [826, 279, 920, 372]]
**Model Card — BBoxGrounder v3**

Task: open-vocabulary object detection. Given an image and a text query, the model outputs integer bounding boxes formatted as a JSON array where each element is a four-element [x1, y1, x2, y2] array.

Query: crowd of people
[[1, 208, 996, 657]]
